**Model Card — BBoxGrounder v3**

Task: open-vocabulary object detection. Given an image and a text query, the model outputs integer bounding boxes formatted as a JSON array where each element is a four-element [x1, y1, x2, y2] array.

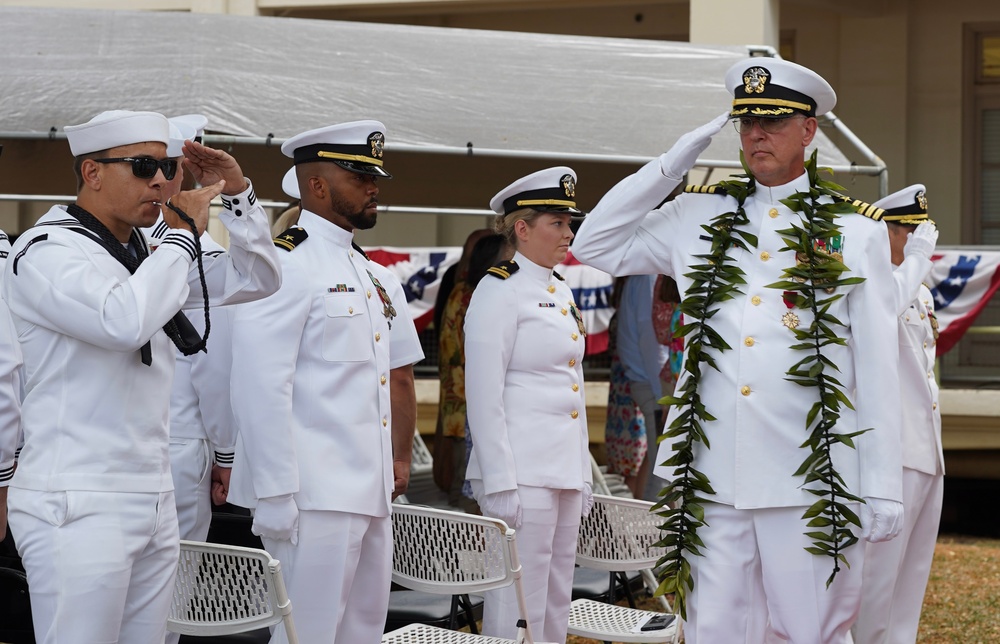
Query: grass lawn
[[567, 535, 1000, 643]]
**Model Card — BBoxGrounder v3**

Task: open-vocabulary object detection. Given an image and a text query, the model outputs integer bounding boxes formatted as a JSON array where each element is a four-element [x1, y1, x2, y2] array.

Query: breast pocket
[[322, 294, 373, 362]]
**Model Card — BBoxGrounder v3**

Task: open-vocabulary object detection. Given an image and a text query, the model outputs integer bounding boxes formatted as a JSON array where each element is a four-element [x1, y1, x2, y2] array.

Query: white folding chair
[[382, 503, 555, 644], [168, 540, 298, 644], [568, 495, 679, 644]]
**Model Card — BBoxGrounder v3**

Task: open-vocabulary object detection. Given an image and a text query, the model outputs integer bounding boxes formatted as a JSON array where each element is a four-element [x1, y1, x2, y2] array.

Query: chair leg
[[617, 571, 637, 609], [458, 594, 479, 635]]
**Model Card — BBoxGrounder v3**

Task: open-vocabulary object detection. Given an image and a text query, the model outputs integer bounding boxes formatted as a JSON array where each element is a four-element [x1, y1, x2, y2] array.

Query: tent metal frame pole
[[0, 131, 885, 178]]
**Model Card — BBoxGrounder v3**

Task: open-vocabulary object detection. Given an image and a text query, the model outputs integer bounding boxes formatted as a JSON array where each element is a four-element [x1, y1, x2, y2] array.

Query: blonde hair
[[493, 207, 542, 248], [271, 204, 301, 237]]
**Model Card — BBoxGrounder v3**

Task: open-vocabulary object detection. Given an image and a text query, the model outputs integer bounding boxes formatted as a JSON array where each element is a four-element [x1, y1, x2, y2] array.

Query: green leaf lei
[[654, 150, 867, 618]]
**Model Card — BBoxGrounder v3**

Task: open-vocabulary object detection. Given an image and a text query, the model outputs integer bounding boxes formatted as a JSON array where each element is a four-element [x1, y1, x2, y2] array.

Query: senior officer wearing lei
[[854, 187, 943, 644], [1, 110, 281, 644], [228, 121, 423, 644], [572, 59, 903, 643], [465, 167, 594, 643]]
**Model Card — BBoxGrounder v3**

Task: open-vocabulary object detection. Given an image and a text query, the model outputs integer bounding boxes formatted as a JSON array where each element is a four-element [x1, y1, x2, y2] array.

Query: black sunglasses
[[93, 157, 178, 181]]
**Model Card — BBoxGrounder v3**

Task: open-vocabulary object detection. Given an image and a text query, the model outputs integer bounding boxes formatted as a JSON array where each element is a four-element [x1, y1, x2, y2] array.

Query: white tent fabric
[[0, 6, 852, 167]]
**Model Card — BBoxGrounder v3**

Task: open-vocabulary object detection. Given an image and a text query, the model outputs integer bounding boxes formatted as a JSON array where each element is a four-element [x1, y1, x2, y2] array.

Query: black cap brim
[[332, 159, 392, 179]]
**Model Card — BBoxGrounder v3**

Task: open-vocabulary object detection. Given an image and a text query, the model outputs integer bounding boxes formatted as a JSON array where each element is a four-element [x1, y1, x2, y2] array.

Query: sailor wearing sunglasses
[[0, 110, 282, 644]]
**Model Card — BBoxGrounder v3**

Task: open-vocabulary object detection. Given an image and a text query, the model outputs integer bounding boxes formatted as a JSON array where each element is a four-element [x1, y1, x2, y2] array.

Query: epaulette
[[832, 194, 885, 221], [273, 226, 308, 252], [684, 184, 728, 195], [486, 259, 519, 280], [352, 242, 371, 261], [553, 270, 565, 281]]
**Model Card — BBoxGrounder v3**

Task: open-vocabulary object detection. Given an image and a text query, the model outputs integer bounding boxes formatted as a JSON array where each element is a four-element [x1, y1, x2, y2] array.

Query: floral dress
[[604, 313, 647, 477]]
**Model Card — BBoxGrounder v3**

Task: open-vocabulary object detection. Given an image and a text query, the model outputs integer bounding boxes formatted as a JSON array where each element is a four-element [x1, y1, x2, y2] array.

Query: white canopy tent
[[0, 6, 884, 231]]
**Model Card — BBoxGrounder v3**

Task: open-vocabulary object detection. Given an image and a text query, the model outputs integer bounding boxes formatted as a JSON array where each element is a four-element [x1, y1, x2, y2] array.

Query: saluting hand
[[181, 140, 249, 195], [165, 179, 225, 237]]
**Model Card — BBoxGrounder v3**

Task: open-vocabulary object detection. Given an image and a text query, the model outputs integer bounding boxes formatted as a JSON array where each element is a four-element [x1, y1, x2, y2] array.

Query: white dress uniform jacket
[[1, 182, 280, 495], [228, 209, 424, 517], [0, 231, 22, 487], [893, 258, 944, 476], [464, 251, 593, 495], [572, 159, 903, 508]]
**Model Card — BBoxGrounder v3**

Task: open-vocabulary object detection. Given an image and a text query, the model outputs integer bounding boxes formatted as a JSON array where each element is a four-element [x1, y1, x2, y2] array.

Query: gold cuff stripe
[[316, 151, 384, 166], [516, 198, 577, 208], [732, 97, 812, 111]]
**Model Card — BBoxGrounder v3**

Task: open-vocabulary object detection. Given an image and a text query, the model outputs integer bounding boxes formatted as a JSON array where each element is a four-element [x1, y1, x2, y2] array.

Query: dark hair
[[466, 234, 509, 288]]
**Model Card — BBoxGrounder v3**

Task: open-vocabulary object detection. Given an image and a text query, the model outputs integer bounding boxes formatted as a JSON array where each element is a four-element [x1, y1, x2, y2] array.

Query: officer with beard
[[228, 121, 424, 644]]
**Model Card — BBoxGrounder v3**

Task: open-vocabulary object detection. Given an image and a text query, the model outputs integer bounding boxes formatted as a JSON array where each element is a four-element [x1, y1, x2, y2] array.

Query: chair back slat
[[576, 495, 666, 572]]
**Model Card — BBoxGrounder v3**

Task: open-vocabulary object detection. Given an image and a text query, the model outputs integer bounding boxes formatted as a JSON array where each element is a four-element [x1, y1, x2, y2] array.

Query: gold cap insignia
[[368, 131, 385, 159], [917, 190, 928, 211], [561, 174, 576, 199], [743, 67, 769, 95]]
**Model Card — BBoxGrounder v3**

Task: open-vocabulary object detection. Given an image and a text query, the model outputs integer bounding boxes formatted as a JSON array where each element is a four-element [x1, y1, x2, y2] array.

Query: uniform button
[[920, 313, 926, 320], [367, 290, 372, 299], [759, 251, 770, 261], [381, 375, 387, 385], [548, 285, 556, 293], [569, 359, 576, 367], [905, 315, 910, 322], [923, 341, 928, 348], [927, 371, 933, 379], [933, 402, 938, 410], [375, 332, 381, 342], [348, 307, 354, 314], [571, 333, 579, 341], [741, 385, 751, 396], [382, 417, 388, 427], [561, 308, 568, 315], [769, 208, 779, 219], [744, 337, 755, 347], [751, 295, 761, 306], [350, 251, 354, 257], [570, 410, 579, 419], [572, 383, 579, 392]]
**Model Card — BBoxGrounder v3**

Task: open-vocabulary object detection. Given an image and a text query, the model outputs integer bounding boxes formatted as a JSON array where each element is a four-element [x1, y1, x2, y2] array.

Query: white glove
[[581, 483, 595, 520], [860, 496, 903, 543], [903, 222, 938, 261], [252, 494, 299, 545], [478, 489, 522, 530], [659, 111, 731, 180]]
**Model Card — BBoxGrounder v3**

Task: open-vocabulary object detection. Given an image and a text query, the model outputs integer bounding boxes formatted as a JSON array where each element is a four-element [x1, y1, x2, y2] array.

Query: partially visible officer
[[855, 186, 943, 644], [572, 58, 903, 643], [228, 121, 424, 644], [0, 167, 22, 542], [1, 109, 281, 644]]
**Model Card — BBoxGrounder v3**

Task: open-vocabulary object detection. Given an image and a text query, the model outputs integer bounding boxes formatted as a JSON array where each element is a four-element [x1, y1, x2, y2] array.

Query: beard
[[332, 193, 378, 230]]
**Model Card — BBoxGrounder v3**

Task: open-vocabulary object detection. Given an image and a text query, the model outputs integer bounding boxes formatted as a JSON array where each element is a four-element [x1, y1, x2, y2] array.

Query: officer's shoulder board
[[553, 270, 565, 281], [831, 193, 885, 221], [352, 241, 371, 261], [486, 259, 519, 280], [273, 226, 308, 251], [683, 183, 730, 196]]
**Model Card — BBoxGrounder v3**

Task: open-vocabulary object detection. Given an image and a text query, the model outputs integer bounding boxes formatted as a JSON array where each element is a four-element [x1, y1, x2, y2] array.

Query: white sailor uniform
[[572, 158, 902, 643], [0, 230, 22, 493], [465, 251, 592, 643], [2, 181, 280, 644], [854, 268, 943, 644], [228, 208, 424, 644]]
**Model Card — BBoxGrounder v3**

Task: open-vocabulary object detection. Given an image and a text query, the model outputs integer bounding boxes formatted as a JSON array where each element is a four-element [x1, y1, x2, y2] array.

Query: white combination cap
[[725, 57, 836, 119], [281, 120, 390, 178], [64, 110, 170, 157], [282, 167, 300, 199], [490, 166, 582, 217], [872, 184, 931, 225], [170, 113, 209, 140]]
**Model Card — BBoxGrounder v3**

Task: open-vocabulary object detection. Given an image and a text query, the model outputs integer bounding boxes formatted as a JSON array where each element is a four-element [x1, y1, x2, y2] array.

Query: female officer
[[464, 166, 594, 643]]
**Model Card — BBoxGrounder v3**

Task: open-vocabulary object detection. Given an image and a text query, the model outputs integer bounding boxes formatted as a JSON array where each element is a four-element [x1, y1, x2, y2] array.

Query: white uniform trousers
[[686, 503, 863, 644], [165, 438, 212, 644], [168, 438, 212, 542], [483, 486, 582, 644], [8, 488, 179, 644], [263, 510, 391, 644], [854, 468, 943, 644], [628, 380, 666, 502]]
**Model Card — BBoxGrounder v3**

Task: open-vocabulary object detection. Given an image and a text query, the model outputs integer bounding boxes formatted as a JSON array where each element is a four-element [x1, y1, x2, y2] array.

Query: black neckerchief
[[66, 203, 209, 366]]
